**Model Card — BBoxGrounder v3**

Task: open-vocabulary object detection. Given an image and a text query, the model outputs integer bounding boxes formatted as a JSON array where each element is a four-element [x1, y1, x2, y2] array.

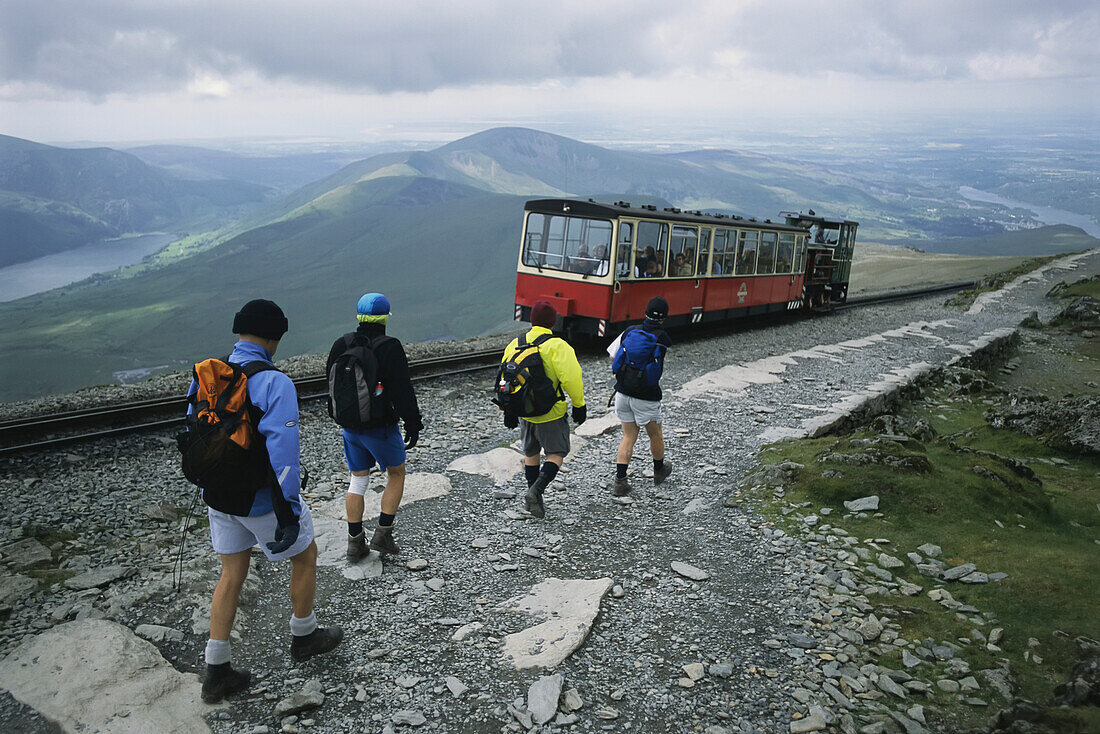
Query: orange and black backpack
[[177, 358, 278, 515]]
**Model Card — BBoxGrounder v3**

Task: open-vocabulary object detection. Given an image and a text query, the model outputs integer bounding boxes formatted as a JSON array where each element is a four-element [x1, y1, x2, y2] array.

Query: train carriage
[[514, 199, 858, 339]]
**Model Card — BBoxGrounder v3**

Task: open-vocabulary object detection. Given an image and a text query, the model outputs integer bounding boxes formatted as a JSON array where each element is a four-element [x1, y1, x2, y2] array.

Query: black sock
[[348, 521, 363, 537], [536, 462, 559, 490], [616, 463, 628, 479], [378, 512, 395, 527], [525, 464, 540, 486], [654, 458, 665, 470]]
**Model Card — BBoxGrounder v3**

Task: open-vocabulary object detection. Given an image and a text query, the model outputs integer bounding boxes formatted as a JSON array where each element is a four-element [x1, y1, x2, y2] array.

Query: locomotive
[[513, 199, 858, 339]]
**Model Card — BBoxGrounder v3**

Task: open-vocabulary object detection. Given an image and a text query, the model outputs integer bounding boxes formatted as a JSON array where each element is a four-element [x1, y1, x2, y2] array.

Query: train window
[[712, 229, 732, 275], [776, 233, 795, 274], [735, 230, 758, 275], [794, 235, 806, 273], [634, 221, 669, 278], [523, 213, 612, 275], [695, 229, 711, 276], [757, 231, 777, 274], [669, 225, 698, 277], [616, 221, 634, 278]]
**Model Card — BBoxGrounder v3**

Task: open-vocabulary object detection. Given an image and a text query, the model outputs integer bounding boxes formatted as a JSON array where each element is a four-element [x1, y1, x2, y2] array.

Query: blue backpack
[[612, 327, 664, 394]]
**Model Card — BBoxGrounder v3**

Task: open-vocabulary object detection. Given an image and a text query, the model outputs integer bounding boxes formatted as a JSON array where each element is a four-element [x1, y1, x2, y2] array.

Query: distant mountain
[[126, 145, 354, 193], [0, 135, 275, 267]]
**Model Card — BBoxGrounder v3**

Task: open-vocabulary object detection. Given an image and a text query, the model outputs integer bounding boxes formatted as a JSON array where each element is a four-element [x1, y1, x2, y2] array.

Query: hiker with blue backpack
[[178, 299, 343, 704], [609, 296, 674, 496], [326, 292, 424, 562], [494, 300, 587, 519]]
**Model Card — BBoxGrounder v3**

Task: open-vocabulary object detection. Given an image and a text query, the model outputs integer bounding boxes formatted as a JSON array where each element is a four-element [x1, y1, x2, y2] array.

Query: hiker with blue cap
[[326, 292, 424, 561]]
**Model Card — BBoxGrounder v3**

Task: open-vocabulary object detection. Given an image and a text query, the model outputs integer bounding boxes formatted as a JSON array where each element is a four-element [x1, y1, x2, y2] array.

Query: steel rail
[[0, 348, 504, 456]]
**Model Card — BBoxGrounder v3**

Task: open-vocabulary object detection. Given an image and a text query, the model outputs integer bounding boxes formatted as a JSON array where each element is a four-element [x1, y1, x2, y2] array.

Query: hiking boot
[[201, 662, 250, 704], [290, 626, 344, 662], [524, 473, 550, 518], [347, 531, 368, 563], [653, 461, 673, 485], [612, 476, 631, 497], [370, 524, 400, 555]]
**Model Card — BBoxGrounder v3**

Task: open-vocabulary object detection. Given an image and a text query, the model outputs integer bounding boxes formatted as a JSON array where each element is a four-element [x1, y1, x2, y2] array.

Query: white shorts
[[208, 503, 315, 561], [615, 393, 663, 426]]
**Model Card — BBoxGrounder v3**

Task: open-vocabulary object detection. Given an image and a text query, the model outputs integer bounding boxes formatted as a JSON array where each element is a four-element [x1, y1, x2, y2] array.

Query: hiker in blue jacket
[[609, 296, 674, 496], [188, 299, 342, 704]]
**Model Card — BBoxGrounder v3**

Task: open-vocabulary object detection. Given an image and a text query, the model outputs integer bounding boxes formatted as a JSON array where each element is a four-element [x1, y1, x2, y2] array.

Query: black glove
[[571, 405, 587, 425], [504, 412, 519, 429], [266, 519, 300, 555], [403, 430, 419, 451], [300, 467, 310, 492]]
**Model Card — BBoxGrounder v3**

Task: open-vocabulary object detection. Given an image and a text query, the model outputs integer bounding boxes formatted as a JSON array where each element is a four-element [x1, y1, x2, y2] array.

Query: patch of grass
[[755, 379, 1100, 724], [1056, 274, 1100, 300]]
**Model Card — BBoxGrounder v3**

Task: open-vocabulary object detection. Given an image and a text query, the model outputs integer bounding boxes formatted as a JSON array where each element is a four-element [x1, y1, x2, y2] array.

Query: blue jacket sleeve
[[253, 371, 302, 518]]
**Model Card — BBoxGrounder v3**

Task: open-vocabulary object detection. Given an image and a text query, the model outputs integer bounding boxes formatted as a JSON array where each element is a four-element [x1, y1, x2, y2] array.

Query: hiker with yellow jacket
[[498, 300, 586, 519]]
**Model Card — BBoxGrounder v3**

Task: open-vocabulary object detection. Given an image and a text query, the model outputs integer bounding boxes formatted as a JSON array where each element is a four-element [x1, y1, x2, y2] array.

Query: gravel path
[[0, 250, 1096, 733]]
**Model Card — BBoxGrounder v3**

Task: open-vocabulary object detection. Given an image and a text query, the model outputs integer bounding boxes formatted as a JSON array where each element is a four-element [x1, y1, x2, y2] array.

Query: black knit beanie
[[232, 299, 288, 340], [645, 296, 669, 320]]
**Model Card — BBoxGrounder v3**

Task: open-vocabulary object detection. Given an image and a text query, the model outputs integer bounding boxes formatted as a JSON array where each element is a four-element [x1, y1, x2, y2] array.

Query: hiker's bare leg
[[617, 421, 640, 464], [345, 469, 369, 524], [289, 541, 318, 618], [210, 550, 250, 640], [644, 421, 665, 461], [381, 462, 406, 515]]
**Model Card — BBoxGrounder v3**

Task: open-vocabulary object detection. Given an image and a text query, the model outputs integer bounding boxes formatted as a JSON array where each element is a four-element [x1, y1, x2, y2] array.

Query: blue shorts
[[343, 424, 406, 472]]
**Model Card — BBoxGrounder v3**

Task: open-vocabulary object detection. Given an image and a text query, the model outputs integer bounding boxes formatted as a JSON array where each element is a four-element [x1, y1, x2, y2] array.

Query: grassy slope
[[752, 296, 1099, 730], [0, 178, 524, 401]]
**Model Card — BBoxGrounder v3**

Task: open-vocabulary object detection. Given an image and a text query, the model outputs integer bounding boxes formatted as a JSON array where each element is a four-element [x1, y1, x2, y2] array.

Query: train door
[[667, 224, 706, 320], [704, 227, 735, 311]]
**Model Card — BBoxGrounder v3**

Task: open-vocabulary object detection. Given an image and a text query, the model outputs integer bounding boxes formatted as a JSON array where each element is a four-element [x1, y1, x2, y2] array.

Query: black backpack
[[327, 333, 394, 429], [178, 358, 277, 515], [492, 333, 563, 418]]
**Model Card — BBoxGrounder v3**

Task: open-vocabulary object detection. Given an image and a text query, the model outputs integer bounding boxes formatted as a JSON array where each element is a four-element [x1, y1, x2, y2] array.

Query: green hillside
[[0, 177, 523, 401]]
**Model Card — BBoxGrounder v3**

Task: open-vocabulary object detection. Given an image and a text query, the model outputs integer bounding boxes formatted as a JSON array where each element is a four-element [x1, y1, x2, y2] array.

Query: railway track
[[0, 281, 978, 456]]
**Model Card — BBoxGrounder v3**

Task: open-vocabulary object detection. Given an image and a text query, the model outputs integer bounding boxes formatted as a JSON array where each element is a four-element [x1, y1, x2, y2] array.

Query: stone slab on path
[[499, 577, 613, 670], [574, 412, 620, 437], [447, 448, 523, 485], [0, 619, 212, 734], [312, 473, 450, 577]]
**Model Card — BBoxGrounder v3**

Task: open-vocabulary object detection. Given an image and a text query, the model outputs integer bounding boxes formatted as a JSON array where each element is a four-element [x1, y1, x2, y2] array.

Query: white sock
[[205, 638, 231, 665], [290, 611, 317, 637], [347, 474, 370, 496]]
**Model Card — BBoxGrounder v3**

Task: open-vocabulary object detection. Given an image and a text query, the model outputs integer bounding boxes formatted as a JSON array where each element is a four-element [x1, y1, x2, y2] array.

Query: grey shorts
[[615, 392, 663, 426], [520, 415, 571, 458], [208, 503, 315, 561]]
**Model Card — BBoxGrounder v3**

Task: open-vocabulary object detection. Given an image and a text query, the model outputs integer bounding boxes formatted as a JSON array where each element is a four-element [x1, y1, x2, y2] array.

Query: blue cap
[[356, 292, 391, 317]]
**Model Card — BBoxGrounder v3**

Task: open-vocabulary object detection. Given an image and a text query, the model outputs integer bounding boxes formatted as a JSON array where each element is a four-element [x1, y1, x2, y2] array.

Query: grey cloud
[[1, 0, 1096, 100], [728, 0, 1100, 81]]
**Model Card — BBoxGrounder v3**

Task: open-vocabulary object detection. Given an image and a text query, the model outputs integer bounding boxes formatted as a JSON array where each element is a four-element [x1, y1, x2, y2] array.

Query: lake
[[958, 187, 1100, 238], [0, 233, 177, 302]]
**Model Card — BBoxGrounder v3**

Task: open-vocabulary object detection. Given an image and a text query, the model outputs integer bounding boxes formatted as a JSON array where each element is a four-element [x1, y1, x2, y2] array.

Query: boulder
[[843, 496, 879, 512], [0, 620, 210, 733]]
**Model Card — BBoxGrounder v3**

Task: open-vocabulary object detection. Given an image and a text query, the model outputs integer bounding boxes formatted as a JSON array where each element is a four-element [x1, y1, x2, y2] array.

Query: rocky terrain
[[0, 249, 1096, 733]]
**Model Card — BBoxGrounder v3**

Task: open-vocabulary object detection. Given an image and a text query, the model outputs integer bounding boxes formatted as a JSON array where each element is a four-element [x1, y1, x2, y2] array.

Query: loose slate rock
[[2, 538, 52, 571], [671, 561, 710, 581], [527, 674, 563, 725], [843, 495, 879, 512], [943, 563, 977, 581], [499, 577, 613, 669], [274, 678, 324, 716], [406, 558, 429, 571], [392, 709, 427, 726], [444, 676, 468, 698], [63, 565, 133, 590]]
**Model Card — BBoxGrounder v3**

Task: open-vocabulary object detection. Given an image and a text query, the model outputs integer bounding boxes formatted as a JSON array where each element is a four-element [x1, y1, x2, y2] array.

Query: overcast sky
[[1, 0, 1097, 144]]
